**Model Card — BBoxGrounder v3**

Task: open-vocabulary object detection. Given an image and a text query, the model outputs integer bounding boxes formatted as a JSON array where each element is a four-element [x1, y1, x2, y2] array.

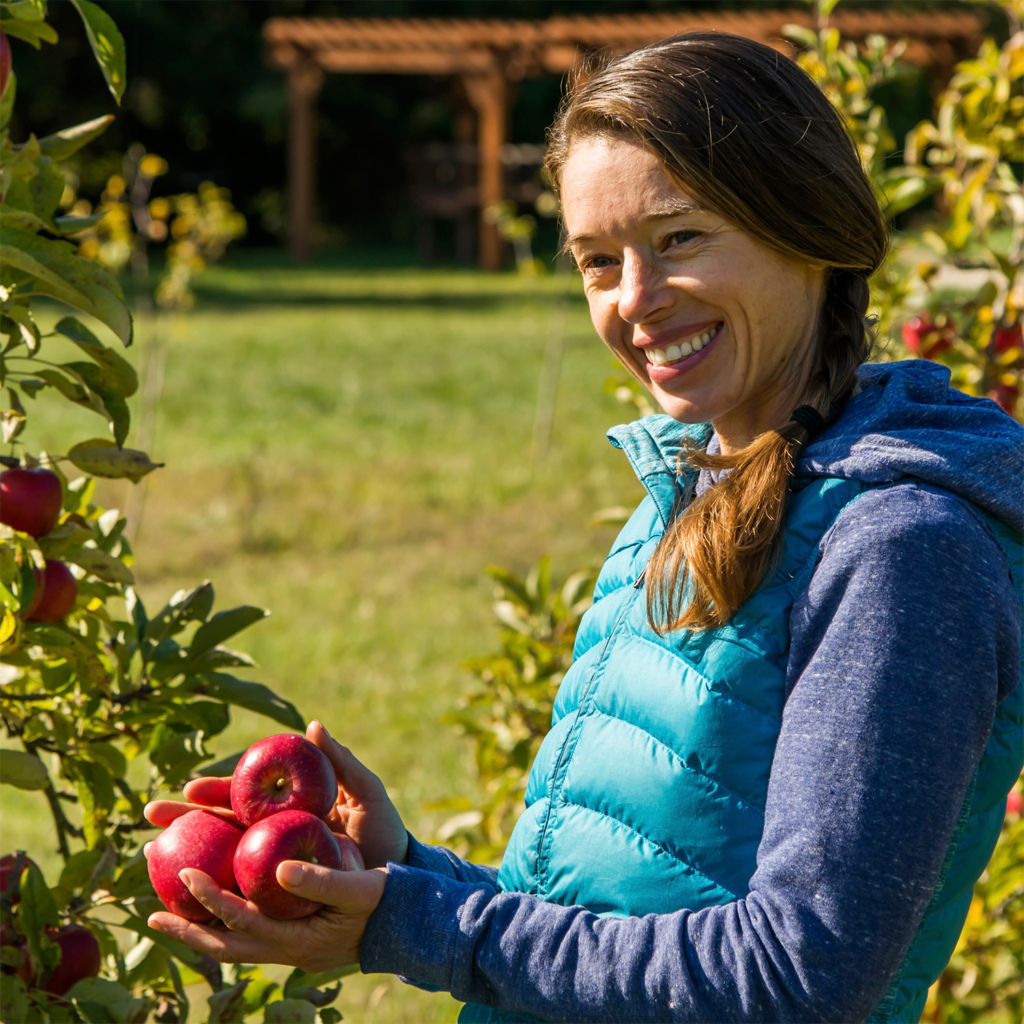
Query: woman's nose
[[616, 252, 671, 324]]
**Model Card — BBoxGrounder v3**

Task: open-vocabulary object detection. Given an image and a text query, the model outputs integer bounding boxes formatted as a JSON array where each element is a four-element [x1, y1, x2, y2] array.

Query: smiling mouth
[[643, 322, 723, 367]]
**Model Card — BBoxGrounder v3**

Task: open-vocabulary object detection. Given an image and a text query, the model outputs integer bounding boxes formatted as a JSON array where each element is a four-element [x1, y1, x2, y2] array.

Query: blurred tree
[[9, 0, 960, 256]]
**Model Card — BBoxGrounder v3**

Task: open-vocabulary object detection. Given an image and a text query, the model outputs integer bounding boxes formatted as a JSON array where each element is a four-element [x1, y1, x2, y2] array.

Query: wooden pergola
[[263, 9, 983, 269]]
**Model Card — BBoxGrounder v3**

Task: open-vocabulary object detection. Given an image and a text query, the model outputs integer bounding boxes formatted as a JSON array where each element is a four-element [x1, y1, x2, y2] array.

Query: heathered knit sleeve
[[361, 483, 1020, 1023]]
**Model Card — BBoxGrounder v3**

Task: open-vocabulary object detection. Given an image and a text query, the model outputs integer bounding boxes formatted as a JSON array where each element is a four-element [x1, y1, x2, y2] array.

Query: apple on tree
[[0, 467, 63, 538], [15, 925, 102, 996], [24, 560, 78, 623]]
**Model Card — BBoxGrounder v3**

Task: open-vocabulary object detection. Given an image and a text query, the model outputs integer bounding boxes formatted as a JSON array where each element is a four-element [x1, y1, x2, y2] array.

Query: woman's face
[[560, 136, 827, 451]]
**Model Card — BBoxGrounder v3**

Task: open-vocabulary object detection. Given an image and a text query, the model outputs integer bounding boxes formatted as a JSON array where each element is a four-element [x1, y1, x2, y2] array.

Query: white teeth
[[646, 324, 721, 367]]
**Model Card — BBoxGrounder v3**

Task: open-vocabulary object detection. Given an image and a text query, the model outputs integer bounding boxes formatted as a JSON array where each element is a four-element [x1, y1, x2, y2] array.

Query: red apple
[[233, 809, 343, 919], [901, 315, 955, 360], [230, 734, 337, 826], [0, 468, 63, 538], [336, 833, 366, 872], [38, 925, 101, 996], [1007, 790, 1022, 817], [148, 809, 244, 922], [0, 32, 10, 100], [26, 561, 77, 623]]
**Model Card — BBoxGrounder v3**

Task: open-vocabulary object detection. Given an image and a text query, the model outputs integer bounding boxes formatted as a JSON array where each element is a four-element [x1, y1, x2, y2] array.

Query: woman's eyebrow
[[565, 199, 710, 249]]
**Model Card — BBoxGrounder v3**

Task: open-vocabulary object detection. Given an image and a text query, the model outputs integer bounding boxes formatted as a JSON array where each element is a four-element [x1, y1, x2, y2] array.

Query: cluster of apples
[[0, 855, 102, 997], [0, 467, 78, 622], [148, 734, 364, 921]]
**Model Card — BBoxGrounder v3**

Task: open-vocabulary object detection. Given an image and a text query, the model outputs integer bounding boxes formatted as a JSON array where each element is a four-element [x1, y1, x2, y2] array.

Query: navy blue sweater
[[361, 362, 1023, 1022]]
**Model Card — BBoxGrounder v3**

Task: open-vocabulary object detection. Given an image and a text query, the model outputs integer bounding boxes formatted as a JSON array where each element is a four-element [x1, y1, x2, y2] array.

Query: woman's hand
[[144, 720, 409, 868], [147, 861, 387, 971]]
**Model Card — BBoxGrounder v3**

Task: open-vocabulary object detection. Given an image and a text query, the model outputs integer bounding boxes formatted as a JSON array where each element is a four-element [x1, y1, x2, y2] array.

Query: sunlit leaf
[[0, 749, 49, 789], [188, 606, 267, 658], [69, 0, 126, 103], [38, 114, 114, 161], [68, 439, 163, 483]]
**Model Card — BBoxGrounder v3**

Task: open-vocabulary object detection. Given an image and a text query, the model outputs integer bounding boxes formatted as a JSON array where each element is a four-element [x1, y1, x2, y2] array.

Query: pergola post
[[463, 67, 508, 272], [287, 57, 325, 264]]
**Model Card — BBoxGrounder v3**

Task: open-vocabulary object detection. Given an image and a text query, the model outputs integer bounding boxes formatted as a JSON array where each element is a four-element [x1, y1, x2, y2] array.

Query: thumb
[[276, 861, 385, 914], [307, 721, 386, 802]]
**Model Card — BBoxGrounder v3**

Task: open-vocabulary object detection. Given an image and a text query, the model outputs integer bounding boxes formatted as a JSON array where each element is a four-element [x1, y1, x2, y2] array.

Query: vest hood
[[608, 361, 1024, 535]]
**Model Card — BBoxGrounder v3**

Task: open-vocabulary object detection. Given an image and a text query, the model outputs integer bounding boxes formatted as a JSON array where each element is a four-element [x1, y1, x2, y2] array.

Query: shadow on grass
[[188, 284, 521, 311]]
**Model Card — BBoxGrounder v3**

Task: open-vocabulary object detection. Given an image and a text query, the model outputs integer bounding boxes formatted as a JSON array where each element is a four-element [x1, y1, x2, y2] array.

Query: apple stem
[[275, 777, 286, 790]]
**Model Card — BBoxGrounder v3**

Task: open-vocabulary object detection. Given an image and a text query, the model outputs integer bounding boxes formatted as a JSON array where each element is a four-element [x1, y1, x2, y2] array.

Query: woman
[[146, 33, 1023, 1023]]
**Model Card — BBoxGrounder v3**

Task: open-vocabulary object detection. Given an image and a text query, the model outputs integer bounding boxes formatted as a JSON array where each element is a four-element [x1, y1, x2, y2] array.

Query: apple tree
[[0, 3, 348, 1021]]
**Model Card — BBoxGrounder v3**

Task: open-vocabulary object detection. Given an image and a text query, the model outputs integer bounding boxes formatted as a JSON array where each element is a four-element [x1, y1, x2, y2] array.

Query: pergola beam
[[264, 9, 984, 268]]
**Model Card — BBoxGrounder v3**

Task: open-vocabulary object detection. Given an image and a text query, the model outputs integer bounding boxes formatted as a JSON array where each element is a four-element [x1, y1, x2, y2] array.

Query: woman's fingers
[[307, 721, 385, 801], [144, 800, 196, 828], [277, 861, 386, 914], [182, 776, 233, 809], [177, 869, 264, 933], [143, 798, 237, 829], [147, 912, 270, 965]]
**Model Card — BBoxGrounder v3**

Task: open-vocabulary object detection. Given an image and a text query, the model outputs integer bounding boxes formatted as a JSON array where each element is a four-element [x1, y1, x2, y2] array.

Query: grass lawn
[[2, 253, 646, 1022]]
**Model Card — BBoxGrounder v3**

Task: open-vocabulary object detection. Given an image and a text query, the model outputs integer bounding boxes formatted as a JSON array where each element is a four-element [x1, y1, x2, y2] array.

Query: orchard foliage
[[434, 559, 595, 864], [0, 3, 344, 1022]]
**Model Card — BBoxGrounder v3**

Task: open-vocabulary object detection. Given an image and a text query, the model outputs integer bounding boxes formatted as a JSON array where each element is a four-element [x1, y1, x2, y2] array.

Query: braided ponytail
[[645, 270, 876, 631], [545, 32, 889, 632]]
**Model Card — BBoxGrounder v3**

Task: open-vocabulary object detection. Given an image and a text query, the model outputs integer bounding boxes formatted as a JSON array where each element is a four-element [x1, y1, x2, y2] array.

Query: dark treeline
[[11, 1, 966, 252]]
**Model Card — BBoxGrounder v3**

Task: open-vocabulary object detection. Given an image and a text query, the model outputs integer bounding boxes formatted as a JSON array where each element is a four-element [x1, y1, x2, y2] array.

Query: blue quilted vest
[[461, 415, 1023, 1024]]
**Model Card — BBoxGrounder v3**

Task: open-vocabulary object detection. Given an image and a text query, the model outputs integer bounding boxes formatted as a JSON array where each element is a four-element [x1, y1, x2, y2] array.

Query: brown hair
[[544, 32, 889, 631]]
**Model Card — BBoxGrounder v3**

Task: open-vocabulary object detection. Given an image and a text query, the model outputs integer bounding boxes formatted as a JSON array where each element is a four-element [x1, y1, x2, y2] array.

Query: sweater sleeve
[[361, 484, 1020, 1022], [404, 833, 500, 889]]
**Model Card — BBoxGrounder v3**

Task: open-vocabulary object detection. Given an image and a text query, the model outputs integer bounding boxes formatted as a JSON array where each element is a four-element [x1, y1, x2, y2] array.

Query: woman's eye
[[667, 231, 699, 247], [583, 255, 617, 271]]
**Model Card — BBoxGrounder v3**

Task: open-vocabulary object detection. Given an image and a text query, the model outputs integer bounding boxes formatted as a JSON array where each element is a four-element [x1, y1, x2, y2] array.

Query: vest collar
[[607, 415, 712, 527]]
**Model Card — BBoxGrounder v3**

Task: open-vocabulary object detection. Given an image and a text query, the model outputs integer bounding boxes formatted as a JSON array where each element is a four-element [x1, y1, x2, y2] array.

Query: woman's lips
[[642, 322, 723, 383]]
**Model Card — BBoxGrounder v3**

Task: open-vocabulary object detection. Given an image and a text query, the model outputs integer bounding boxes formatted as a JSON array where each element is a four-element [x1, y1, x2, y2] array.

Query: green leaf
[[0, 203, 49, 232], [58, 847, 105, 890], [207, 979, 250, 1024], [0, 973, 29, 1024], [2, 386, 26, 443], [80, 741, 127, 778], [69, 0, 126, 103], [188, 606, 267, 658], [0, 16, 57, 47], [240, 975, 279, 1016], [116, 912, 208, 973], [66, 758, 115, 849], [319, 1009, 343, 1024], [66, 977, 150, 1024], [0, 226, 132, 344], [109, 853, 153, 899], [144, 581, 214, 646], [200, 672, 304, 731], [264, 998, 318, 1024], [2, 1, 47, 24], [54, 211, 107, 234], [68, 439, 163, 483], [282, 966, 356, 999], [54, 317, 138, 396], [66, 546, 135, 585], [38, 114, 115, 161], [17, 862, 60, 978], [0, 748, 50, 789]]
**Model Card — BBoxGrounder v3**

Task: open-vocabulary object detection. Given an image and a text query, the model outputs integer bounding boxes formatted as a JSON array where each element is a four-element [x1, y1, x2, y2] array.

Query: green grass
[[2, 255, 646, 1022]]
